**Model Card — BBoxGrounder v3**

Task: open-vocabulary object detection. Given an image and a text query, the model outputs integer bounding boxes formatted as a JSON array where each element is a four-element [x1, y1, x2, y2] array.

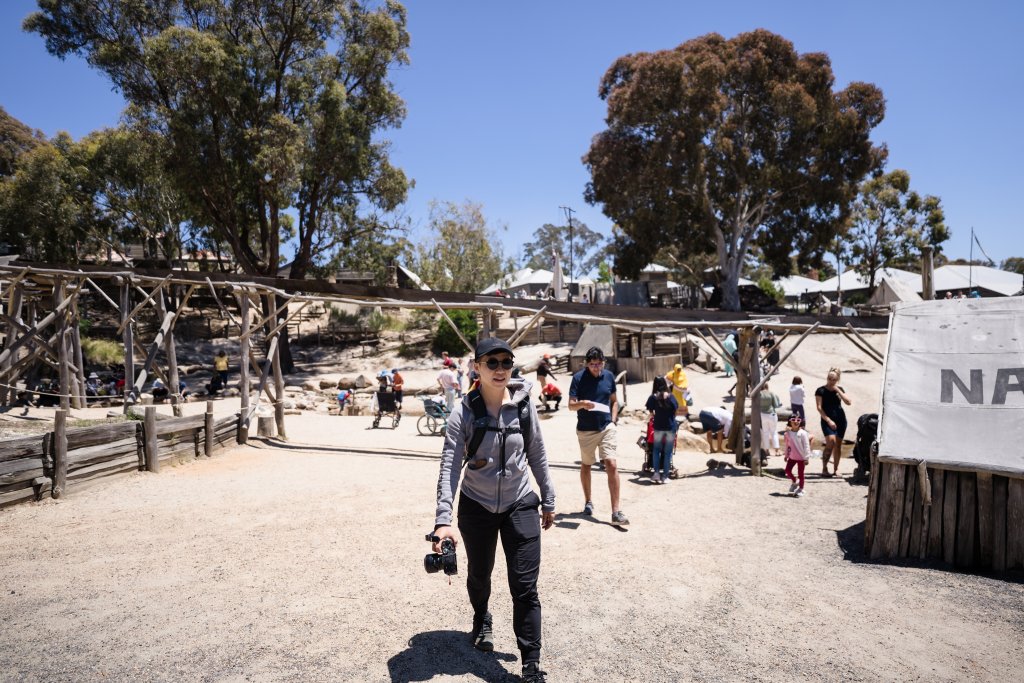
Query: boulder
[[302, 381, 320, 392], [677, 429, 710, 453], [285, 385, 305, 393], [353, 374, 370, 389], [320, 378, 338, 390]]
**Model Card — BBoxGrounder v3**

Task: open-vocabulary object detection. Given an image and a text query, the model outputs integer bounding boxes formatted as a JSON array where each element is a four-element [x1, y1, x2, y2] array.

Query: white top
[[789, 384, 805, 405]]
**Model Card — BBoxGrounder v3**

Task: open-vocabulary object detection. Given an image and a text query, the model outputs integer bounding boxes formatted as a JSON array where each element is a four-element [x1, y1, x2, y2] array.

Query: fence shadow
[[386, 630, 516, 683]]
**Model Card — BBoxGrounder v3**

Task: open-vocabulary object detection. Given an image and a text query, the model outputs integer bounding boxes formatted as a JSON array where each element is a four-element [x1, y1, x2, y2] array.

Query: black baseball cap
[[474, 337, 514, 360]]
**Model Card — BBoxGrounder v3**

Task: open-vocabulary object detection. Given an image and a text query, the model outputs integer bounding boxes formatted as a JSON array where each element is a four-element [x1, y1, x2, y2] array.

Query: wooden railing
[[0, 401, 240, 509]]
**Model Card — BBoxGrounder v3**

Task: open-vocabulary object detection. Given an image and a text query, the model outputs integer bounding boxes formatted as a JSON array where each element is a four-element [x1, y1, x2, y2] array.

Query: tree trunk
[[720, 261, 743, 312]]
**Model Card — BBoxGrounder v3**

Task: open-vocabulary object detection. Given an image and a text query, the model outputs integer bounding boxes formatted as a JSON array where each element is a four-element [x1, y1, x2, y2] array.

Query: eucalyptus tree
[[520, 221, 608, 279], [410, 200, 512, 294], [26, 0, 412, 280], [584, 30, 886, 310], [848, 169, 948, 289]]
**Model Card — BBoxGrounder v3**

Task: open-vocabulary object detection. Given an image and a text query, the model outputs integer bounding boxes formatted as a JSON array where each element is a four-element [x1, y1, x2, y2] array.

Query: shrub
[[81, 337, 123, 365], [432, 309, 478, 356], [756, 276, 784, 304]]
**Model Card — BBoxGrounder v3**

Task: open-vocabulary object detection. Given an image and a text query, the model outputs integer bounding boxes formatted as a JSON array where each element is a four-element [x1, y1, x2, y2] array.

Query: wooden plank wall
[[865, 456, 1024, 572], [0, 412, 242, 509]]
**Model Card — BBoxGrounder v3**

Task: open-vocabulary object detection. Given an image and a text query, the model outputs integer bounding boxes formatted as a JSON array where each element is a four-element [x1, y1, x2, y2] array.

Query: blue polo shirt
[[570, 367, 616, 431]]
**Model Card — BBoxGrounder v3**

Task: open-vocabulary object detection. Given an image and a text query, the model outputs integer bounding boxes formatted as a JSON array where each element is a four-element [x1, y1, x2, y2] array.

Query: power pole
[[559, 206, 575, 300]]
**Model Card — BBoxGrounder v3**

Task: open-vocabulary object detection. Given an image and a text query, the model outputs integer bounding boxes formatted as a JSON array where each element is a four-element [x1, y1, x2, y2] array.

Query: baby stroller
[[637, 415, 679, 479], [852, 413, 878, 482], [372, 390, 400, 429]]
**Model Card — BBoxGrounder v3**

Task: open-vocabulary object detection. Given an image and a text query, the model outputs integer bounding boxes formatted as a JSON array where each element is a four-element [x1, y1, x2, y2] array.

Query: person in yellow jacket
[[214, 349, 230, 386], [665, 363, 690, 417]]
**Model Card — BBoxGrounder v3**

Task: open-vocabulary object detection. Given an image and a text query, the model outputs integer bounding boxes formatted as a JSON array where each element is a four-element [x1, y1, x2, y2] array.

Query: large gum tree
[[584, 30, 887, 311], [27, 0, 412, 369]]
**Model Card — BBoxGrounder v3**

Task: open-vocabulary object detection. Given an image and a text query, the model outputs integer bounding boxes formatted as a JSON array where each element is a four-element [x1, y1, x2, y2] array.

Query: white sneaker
[[789, 483, 799, 494], [795, 489, 805, 498], [651, 473, 661, 483]]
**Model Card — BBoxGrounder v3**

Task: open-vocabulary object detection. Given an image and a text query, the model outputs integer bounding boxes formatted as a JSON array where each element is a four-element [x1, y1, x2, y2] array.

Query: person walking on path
[[569, 346, 629, 525], [722, 333, 738, 377], [536, 355, 556, 395], [437, 364, 459, 413], [645, 376, 678, 483], [698, 405, 732, 454], [783, 415, 812, 497], [789, 376, 806, 423], [815, 368, 852, 478], [432, 337, 556, 683], [759, 381, 783, 457]]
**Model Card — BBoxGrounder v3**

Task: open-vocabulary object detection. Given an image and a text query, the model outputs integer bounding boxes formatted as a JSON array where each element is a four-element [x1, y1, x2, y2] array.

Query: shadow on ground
[[387, 630, 517, 682]]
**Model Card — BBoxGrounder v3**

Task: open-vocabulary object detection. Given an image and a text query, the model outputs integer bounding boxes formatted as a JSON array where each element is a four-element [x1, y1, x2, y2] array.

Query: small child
[[784, 415, 811, 497], [789, 376, 806, 423]]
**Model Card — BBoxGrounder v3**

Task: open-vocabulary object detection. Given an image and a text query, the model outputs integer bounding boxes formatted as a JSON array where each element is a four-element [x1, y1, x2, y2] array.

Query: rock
[[285, 385, 305, 393], [284, 409, 302, 415], [353, 374, 370, 389], [302, 381, 320, 392], [282, 399, 296, 410], [319, 379, 337, 390], [678, 429, 710, 453]]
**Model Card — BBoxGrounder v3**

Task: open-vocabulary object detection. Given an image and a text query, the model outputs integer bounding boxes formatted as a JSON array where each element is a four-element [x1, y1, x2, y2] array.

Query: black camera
[[424, 533, 458, 575]]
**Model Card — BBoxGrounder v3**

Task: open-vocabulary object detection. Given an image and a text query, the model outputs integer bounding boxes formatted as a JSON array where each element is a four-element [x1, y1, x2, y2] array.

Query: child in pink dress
[[783, 415, 812, 497]]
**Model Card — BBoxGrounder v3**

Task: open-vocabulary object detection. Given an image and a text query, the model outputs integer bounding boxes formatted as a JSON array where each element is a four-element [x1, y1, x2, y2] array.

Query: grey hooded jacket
[[435, 379, 555, 527]]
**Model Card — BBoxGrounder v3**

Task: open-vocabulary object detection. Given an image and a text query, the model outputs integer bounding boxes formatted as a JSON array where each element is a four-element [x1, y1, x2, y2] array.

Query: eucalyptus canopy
[[26, 0, 412, 280], [584, 30, 887, 310]]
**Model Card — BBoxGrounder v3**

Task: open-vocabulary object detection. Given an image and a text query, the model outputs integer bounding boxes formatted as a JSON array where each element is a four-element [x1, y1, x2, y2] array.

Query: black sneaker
[[471, 611, 493, 651], [583, 501, 594, 516], [520, 661, 548, 682]]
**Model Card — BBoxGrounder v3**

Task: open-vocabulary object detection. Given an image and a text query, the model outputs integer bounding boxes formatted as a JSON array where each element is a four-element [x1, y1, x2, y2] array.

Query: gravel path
[[2, 407, 1022, 682]]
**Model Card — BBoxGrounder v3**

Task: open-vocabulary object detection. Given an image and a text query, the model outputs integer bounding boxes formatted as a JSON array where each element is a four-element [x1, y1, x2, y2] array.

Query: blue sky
[[2, 1, 1022, 271]]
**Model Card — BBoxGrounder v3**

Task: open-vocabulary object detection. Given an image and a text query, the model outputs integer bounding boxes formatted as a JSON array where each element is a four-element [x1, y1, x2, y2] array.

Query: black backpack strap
[[465, 388, 491, 463]]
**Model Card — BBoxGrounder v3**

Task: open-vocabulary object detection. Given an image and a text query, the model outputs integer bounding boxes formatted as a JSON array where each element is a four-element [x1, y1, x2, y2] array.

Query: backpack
[[464, 387, 532, 468]]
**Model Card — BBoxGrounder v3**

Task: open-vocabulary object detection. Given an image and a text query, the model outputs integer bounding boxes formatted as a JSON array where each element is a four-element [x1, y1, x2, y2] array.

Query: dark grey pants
[[458, 491, 542, 664]]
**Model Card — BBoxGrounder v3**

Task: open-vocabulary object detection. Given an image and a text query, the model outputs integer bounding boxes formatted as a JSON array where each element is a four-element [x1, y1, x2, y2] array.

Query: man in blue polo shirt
[[569, 346, 629, 526]]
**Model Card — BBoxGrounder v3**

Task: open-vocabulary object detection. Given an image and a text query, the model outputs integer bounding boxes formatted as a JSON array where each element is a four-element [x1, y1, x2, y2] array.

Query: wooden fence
[[0, 402, 241, 509], [864, 455, 1024, 572]]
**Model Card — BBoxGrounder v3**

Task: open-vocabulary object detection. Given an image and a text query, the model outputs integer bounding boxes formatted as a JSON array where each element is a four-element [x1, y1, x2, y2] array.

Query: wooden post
[[156, 291, 183, 417], [257, 414, 277, 437], [238, 293, 250, 444], [926, 467, 945, 559], [729, 329, 753, 463], [863, 455, 881, 554], [921, 246, 935, 300], [992, 476, 1008, 572], [1, 282, 24, 406], [748, 330, 762, 476], [955, 472, 977, 568], [120, 279, 136, 412], [1008, 479, 1024, 570], [942, 471, 959, 565], [269, 294, 287, 440], [71, 307, 87, 408], [51, 408, 68, 499], [204, 400, 214, 457], [54, 278, 71, 411], [976, 472, 994, 570], [144, 405, 159, 473]]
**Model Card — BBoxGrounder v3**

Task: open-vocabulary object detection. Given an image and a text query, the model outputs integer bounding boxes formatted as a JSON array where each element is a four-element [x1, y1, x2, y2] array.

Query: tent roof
[[816, 267, 921, 293], [868, 276, 922, 306], [773, 274, 828, 297], [481, 268, 595, 294], [933, 265, 1023, 296]]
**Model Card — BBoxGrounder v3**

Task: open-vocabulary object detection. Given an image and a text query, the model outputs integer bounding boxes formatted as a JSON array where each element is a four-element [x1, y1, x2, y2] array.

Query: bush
[[81, 337, 123, 365], [432, 309, 478, 356], [756, 276, 784, 304]]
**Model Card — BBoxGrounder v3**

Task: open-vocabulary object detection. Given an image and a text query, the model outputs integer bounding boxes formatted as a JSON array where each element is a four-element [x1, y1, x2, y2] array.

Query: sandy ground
[[2, 333, 1023, 682]]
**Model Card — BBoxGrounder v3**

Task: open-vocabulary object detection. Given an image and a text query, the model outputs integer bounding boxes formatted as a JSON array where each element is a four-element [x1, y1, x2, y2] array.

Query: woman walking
[[815, 368, 852, 478]]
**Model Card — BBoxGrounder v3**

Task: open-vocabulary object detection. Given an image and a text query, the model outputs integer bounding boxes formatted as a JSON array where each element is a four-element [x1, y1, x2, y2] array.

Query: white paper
[[587, 402, 611, 413]]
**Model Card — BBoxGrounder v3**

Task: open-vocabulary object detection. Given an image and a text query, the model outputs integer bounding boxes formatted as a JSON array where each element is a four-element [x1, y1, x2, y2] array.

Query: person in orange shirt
[[540, 382, 561, 411]]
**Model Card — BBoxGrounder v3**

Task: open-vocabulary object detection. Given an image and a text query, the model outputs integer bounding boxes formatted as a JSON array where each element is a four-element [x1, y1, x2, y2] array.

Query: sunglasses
[[481, 357, 515, 370]]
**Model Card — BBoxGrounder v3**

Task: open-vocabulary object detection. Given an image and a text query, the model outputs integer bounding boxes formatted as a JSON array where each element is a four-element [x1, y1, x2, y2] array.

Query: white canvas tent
[[867, 276, 922, 307], [878, 296, 1024, 475]]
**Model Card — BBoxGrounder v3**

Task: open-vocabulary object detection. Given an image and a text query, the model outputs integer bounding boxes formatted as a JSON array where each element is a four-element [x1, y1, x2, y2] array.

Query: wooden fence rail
[[0, 405, 244, 509], [864, 454, 1024, 572]]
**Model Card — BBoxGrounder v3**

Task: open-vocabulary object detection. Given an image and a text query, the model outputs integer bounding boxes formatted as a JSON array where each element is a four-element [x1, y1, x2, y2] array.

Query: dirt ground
[[2, 333, 1023, 682]]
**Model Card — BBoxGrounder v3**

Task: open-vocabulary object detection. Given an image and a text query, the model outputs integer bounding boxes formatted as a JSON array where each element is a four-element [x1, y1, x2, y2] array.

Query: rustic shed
[[864, 296, 1024, 571]]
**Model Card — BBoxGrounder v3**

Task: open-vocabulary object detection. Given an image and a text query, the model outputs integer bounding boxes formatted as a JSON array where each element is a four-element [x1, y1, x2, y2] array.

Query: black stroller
[[372, 390, 401, 429], [852, 413, 878, 482]]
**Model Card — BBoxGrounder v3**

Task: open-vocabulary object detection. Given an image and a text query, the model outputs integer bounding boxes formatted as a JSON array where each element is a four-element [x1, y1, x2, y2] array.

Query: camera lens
[[424, 553, 442, 573]]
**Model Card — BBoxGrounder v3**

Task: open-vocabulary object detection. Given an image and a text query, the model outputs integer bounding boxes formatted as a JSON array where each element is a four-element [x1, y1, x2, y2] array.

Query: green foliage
[[365, 311, 403, 334], [0, 105, 44, 177], [596, 261, 615, 284], [520, 222, 608, 278], [410, 200, 513, 293], [583, 29, 886, 311], [26, 0, 412, 279], [756, 276, 784, 304], [81, 337, 123, 365], [328, 306, 362, 327], [848, 169, 948, 289], [1001, 257, 1024, 275], [432, 309, 478, 356]]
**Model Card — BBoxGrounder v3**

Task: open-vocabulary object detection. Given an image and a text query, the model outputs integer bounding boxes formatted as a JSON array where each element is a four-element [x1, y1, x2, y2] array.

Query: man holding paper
[[569, 346, 629, 526]]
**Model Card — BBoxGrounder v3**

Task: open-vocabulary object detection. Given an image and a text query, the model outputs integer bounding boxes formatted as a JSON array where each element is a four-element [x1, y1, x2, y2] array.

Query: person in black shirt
[[815, 368, 852, 477]]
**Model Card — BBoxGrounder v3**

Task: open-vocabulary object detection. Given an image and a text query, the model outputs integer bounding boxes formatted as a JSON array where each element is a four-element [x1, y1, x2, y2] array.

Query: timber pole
[[269, 294, 287, 440], [120, 279, 136, 412], [54, 278, 70, 411], [156, 290, 183, 417], [238, 292, 250, 444], [748, 328, 763, 476], [51, 408, 68, 498]]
